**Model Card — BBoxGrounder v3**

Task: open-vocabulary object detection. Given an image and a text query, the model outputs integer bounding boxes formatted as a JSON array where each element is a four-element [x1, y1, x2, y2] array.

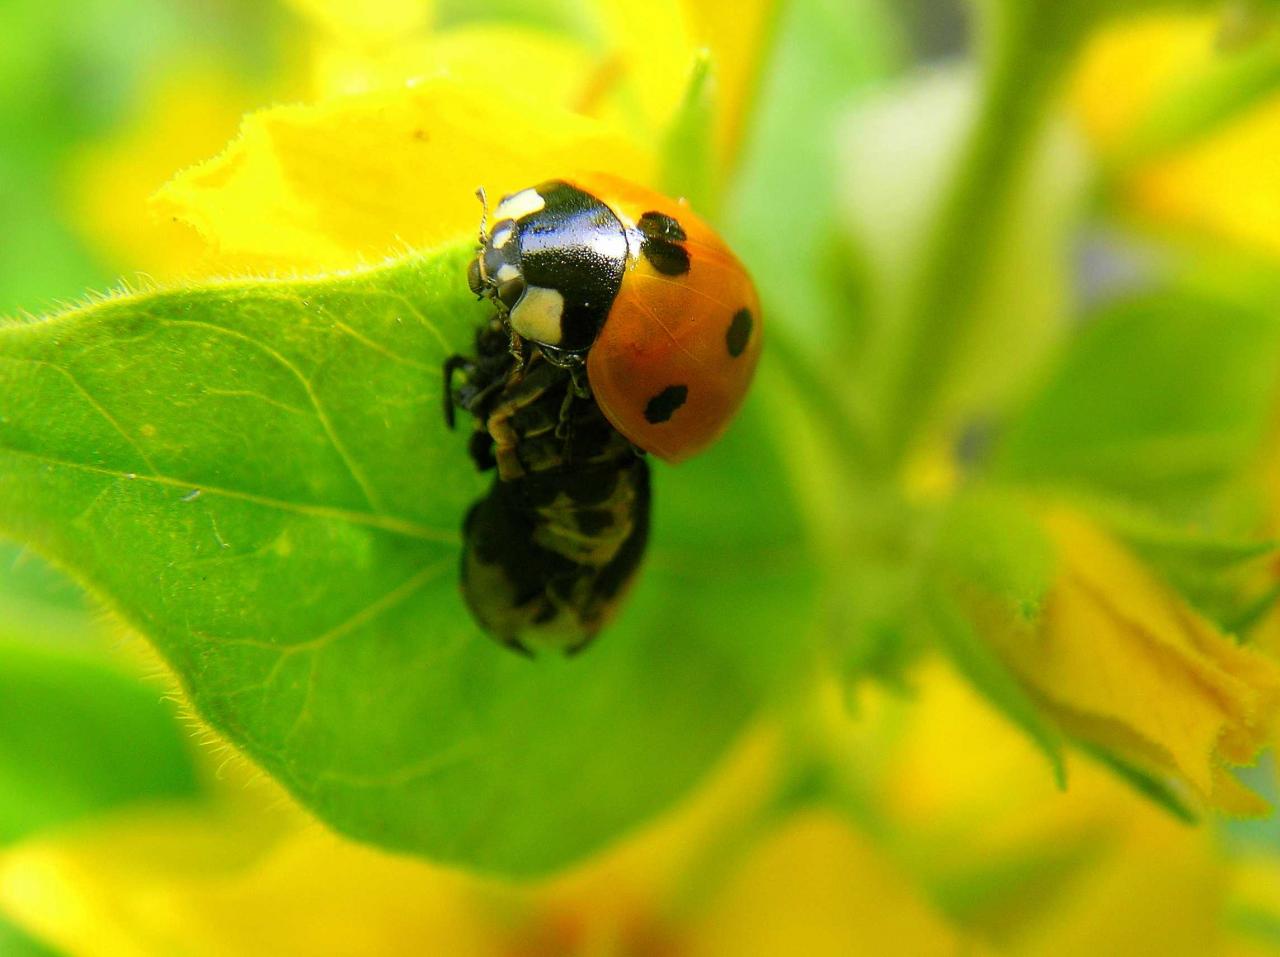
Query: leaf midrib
[[0, 445, 458, 543]]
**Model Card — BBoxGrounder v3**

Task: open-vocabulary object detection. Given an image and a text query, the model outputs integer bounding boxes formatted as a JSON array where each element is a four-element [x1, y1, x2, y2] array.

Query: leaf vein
[[160, 318, 388, 513], [0, 445, 459, 542], [0, 355, 159, 474]]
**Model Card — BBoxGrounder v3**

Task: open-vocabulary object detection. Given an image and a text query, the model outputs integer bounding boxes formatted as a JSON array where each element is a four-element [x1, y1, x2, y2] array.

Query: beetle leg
[[507, 328, 526, 366], [485, 361, 562, 481], [441, 354, 474, 429], [555, 385, 575, 445], [569, 361, 591, 398]]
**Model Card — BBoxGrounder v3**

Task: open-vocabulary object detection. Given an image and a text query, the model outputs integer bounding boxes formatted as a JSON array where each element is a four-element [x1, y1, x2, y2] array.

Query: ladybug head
[[469, 189, 527, 312]]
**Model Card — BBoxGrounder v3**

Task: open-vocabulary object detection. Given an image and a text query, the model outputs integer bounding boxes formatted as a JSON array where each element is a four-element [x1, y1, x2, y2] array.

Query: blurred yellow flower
[[836, 661, 1280, 956], [60, 0, 774, 283], [1071, 12, 1223, 150], [65, 67, 274, 282], [988, 508, 1280, 814], [1072, 10, 1280, 259], [0, 729, 984, 957]]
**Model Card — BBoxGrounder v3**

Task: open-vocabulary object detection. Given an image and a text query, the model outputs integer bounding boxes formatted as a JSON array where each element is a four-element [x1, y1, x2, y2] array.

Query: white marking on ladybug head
[[495, 263, 521, 284], [495, 188, 546, 223], [509, 285, 565, 346], [491, 223, 515, 249]]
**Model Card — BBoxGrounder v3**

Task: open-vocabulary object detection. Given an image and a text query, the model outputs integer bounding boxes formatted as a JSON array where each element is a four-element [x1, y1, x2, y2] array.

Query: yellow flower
[[0, 730, 982, 956], [64, 66, 277, 282], [836, 661, 1279, 957], [153, 78, 652, 275], [60, 0, 774, 283], [985, 507, 1280, 814], [1071, 10, 1280, 259]]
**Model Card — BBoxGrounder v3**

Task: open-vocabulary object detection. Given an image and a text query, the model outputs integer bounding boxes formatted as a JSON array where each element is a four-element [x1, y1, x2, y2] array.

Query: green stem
[[768, 321, 876, 477], [878, 8, 1077, 470]]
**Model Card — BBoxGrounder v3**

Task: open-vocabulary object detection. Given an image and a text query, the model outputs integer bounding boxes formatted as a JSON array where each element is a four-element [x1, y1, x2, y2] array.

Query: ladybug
[[466, 173, 762, 462], [447, 174, 761, 654]]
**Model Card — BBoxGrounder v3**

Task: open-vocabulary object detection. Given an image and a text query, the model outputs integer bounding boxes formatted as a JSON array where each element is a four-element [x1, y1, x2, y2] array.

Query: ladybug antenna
[[475, 187, 490, 244]]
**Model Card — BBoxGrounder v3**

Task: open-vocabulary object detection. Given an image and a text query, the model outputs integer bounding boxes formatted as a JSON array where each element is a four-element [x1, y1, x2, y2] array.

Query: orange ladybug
[[468, 173, 762, 462]]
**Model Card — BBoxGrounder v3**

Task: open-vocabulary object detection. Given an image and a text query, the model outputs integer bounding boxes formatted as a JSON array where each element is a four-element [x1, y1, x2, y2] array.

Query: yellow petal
[[284, 0, 433, 42], [0, 729, 779, 957], [831, 662, 1252, 957], [153, 78, 653, 274], [991, 508, 1280, 807], [0, 813, 496, 956], [311, 24, 599, 106], [1130, 101, 1280, 259], [1070, 12, 1280, 260], [1005, 806, 1224, 957], [591, 0, 776, 162], [64, 67, 266, 281], [592, 0, 695, 141], [688, 811, 978, 957], [1070, 13, 1220, 152]]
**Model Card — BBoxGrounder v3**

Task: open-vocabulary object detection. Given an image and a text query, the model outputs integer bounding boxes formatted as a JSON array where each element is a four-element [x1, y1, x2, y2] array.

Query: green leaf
[[1076, 495, 1280, 634], [934, 491, 1057, 625], [726, 0, 900, 346], [0, 240, 811, 875], [0, 916, 62, 957], [0, 544, 198, 844], [660, 51, 718, 216], [996, 290, 1280, 505], [0, 543, 98, 651], [0, 636, 200, 845]]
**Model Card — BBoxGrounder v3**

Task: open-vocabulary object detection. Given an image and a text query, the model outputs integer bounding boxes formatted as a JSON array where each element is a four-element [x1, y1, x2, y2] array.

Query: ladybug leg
[[555, 386, 576, 445], [568, 362, 590, 399], [441, 354, 473, 429], [507, 328, 527, 366], [485, 361, 562, 481]]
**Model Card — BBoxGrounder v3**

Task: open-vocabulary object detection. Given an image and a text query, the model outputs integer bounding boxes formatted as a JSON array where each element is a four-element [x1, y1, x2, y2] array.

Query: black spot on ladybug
[[644, 385, 688, 424], [641, 239, 690, 276], [638, 211, 687, 242], [726, 308, 753, 357], [637, 211, 691, 276]]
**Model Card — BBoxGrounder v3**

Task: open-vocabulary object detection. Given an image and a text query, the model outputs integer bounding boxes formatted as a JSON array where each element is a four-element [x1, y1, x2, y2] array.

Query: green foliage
[[727, 0, 901, 345], [934, 492, 1057, 625], [1083, 497, 1280, 633], [997, 290, 1280, 504], [0, 241, 811, 875], [1120, 31, 1280, 165], [0, 638, 199, 844], [0, 917, 63, 957], [661, 52, 718, 216], [0, 545, 199, 845], [1078, 741, 1200, 823]]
